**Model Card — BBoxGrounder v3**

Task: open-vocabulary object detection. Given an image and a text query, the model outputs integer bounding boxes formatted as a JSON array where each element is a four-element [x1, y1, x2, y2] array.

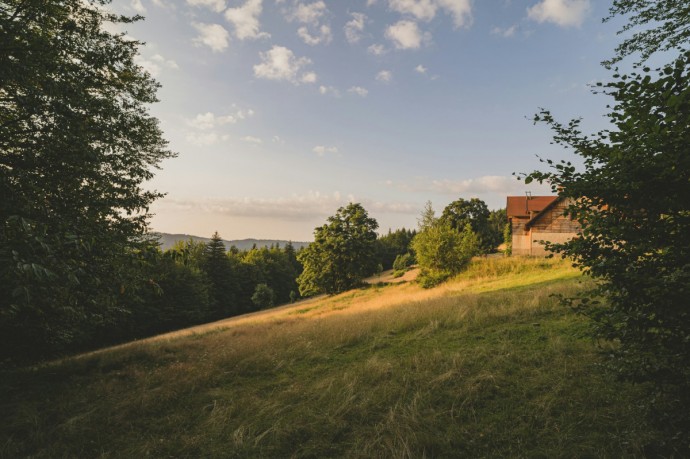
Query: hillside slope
[[0, 258, 656, 457]]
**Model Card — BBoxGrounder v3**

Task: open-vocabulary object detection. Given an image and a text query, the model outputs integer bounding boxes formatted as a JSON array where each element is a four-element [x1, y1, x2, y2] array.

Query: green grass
[[0, 257, 656, 458]]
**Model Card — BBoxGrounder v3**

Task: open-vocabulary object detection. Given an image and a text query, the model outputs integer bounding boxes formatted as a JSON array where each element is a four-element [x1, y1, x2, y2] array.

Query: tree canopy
[[412, 202, 478, 288], [0, 0, 174, 361], [526, 6, 690, 450], [297, 203, 379, 296], [440, 198, 494, 253], [604, 0, 690, 67]]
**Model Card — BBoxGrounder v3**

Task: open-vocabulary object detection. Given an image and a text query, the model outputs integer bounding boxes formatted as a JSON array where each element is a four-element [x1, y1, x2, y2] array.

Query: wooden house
[[506, 195, 580, 256]]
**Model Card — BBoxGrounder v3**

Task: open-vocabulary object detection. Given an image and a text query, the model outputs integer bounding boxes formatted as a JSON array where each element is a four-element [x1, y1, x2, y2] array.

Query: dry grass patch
[[0, 257, 657, 458]]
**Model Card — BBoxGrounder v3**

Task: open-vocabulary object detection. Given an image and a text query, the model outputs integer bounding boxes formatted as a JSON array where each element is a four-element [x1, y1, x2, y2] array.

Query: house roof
[[506, 196, 558, 219]]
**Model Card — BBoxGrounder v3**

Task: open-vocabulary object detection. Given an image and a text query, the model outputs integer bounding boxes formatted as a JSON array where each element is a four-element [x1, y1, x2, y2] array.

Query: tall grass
[[0, 257, 655, 457]]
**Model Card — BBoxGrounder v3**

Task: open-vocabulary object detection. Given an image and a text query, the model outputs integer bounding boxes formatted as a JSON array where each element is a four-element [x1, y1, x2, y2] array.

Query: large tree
[[526, 46, 690, 455], [440, 197, 494, 253], [297, 203, 378, 296], [0, 1, 174, 360]]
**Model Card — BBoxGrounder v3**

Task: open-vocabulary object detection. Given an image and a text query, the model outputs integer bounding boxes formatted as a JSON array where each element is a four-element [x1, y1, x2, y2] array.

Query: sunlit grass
[[0, 257, 655, 457]]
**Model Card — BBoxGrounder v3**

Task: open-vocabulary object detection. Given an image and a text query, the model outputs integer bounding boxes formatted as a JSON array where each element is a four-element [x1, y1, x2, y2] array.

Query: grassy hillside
[[1, 258, 656, 457]]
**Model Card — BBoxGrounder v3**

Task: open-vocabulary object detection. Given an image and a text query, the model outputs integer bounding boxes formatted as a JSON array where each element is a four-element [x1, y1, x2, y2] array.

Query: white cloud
[[184, 108, 254, 146], [297, 24, 332, 45], [344, 12, 367, 43], [289, 1, 328, 24], [131, 0, 146, 13], [160, 192, 418, 221], [160, 192, 348, 220], [319, 85, 341, 97], [387, 0, 472, 28], [301, 71, 318, 83], [253, 45, 315, 84], [385, 20, 430, 49], [437, 0, 473, 28], [348, 86, 368, 97], [186, 109, 254, 130], [241, 136, 263, 144], [415, 64, 427, 74], [392, 175, 551, 196], [192, 22, 230, 52], [313, 145, 338, 156], [225, 0, 269, 40], [527, 0, 591, 28], [491, 25, 518, 37], [367, 43, 387, 55], [388, 0, 436, 22], [135, 53, 179, 77], [376, 70, 392, 82], [187, 0, 225, 13]]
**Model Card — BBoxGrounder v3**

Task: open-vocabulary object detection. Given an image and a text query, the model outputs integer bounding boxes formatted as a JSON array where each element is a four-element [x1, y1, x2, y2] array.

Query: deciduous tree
[[525, 51, 690, 453], [297, 203, 378, 296], [0, 0, 174, 361]]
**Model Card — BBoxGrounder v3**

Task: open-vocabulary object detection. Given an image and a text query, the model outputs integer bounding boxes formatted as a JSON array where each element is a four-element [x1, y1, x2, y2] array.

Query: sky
[[111, 0, 628, 241]]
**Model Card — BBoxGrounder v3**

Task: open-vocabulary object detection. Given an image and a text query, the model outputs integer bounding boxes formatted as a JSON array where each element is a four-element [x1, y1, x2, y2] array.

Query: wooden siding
[[511, 198, 580, 256]]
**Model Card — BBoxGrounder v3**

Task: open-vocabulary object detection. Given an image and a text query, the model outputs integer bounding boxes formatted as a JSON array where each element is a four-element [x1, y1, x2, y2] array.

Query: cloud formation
[[288, 1, 328, 24], [184, 108, 254, 146], [387, 0, 472, 28], [192, 22, 230, 52], [348, 86, 369, 97], [225, 0, 269, 40], [298, 24, 332, 45], [253, 46, 316, 84], [313, 145, 339, 156], [392, 175, 551, 196], [319, 85, 341, 97], [385, 20, 430, 49], [186, 0, 225, 13], [135, 53, 178, 77], [160, 192, 418, 221], [376, 70, 393, 82], [367, 43, 387, 55], [344, 12, 367, 43], [527, 0, 591, 28]]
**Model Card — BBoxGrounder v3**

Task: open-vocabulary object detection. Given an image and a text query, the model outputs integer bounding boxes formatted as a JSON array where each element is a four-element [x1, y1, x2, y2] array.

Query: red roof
[[506, 196, 558, 218]]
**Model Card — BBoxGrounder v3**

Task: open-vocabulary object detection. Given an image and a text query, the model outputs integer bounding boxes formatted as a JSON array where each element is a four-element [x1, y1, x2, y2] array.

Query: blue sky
[[113, 0, 626, 241]]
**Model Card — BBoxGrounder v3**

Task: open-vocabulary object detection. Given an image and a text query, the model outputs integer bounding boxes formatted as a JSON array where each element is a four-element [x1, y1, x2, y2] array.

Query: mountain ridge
[[153, 232, 310, 252]]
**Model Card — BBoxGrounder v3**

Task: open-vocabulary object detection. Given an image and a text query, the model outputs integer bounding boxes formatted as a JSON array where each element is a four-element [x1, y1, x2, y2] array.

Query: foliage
[[440, 198, 497, 253], [412, 204, 479, 288], [502, 223, 512, 256], [251, 283, 275, 310], [200, 232, 238, 319], [375, 228, 416, 269], [297, 203, 379, 296], [0, 0, 173, 362], [392, 253, 415, 272], [603, 0, 690, 67], [488, 208, 507, 250], [525, 51, 690, 452]]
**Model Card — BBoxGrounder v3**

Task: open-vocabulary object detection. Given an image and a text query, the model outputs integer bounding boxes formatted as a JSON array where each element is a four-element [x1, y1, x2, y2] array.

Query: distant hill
[[152, 232, 310, 252]]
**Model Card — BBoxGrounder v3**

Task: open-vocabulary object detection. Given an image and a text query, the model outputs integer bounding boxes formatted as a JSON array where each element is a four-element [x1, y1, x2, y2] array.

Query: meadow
[[0, 257, 656, 458]]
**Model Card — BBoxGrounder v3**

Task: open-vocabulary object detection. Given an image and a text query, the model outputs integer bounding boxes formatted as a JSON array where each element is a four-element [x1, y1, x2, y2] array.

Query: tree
[[412, 204, 479, 288], [604, 0, 690, 67], [200, 232, 238, 318], [440, 198, 494, 253], [0, 1, 174, 361], [251, 283, 275, 310], [525, 52, 690, 453], [375, 227, 416, 270], [297, 203, 379, 296]]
